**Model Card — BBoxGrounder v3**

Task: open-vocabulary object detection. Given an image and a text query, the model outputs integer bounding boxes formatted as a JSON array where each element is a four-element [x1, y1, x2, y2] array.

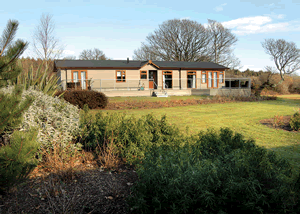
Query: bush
[[0, 86, 82, 157], [290, 112, 300, 131], [79, 110, 189, 165], [0, 129, 39, 194], [55, 90, 108, 109], [127, 127, 299, 214]]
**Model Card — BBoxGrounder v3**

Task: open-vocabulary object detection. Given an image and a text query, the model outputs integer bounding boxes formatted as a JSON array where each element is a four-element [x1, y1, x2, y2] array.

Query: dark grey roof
[[54, 60, 228, 70]]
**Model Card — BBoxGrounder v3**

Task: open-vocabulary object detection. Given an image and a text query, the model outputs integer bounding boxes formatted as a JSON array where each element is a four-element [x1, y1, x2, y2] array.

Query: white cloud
[[222, 16, 272, 28], [222, 15, 300, 35], [214, 3, 227, 12]]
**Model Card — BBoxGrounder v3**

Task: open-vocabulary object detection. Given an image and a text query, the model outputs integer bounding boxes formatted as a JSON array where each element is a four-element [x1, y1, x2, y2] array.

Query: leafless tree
[[79, 48, 110, 60], [206, 19, 240, 68], [262, 38, 300, 86], [32, 13, 64, 68], [132, 19, 210, 62], [132, 44, 162, 61]]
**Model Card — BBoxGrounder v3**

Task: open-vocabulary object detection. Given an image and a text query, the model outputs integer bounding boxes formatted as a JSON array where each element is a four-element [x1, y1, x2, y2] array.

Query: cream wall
[[59, 67, 226, 91]]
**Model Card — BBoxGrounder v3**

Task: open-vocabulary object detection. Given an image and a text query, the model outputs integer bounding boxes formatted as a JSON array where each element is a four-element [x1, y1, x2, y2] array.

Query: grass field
[[94, 95, 300, 178]]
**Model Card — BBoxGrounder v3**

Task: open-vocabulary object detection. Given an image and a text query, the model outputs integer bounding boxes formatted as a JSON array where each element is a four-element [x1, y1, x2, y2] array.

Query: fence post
[[128, 80, 129, 90], [114, 79, 115, 90], [100, 79, 102, 92], [229, 78, 231, 89], [239, 79, 241, 89]]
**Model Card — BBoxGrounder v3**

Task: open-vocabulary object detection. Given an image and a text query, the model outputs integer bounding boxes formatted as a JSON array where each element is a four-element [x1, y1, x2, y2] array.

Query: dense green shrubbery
[[0, 129, 39, 194], [79, 108, 193, 165], [290, 112, 300, 131], [126, 127, 300, 214], [55, 90, 108, 109]]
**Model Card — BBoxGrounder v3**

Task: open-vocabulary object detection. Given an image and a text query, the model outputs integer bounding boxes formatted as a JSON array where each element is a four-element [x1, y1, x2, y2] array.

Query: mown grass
[[93, 95, 300, 179], [277, 94, 300, 99], [108, 95, 210, 103]]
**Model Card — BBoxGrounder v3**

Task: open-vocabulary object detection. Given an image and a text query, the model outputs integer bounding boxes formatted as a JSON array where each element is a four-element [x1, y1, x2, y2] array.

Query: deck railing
[[61, 78, 251, 91]]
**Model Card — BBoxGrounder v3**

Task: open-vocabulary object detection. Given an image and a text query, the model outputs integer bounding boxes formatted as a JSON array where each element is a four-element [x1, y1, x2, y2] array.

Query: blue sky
[[1, 0, 300, 74]]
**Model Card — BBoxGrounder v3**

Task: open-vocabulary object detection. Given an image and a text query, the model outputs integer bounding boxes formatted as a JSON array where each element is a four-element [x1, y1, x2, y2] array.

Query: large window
[[187, 71, 196, 88], [162, 71, 172, 89], [202, 71, 206, 83], [71, 70, 88, 89], [219, 71, 224, 83], [140, 70, 147, 79], [116, 70, 126, 82]]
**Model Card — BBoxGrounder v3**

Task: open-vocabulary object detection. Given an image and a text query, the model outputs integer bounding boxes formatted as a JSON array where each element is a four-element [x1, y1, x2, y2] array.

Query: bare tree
[[133, 19, 210, 62], [132, 44, 162, 61], [262, 38, 300, 86], [32, 13, 64, 68], [206, 19, 240, 68], [79, 48, 109, 60]]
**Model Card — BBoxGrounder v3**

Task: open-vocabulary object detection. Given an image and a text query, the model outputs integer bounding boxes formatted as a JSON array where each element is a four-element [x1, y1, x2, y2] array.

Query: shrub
[[16, 61, 60, 97], [0, 129, 39, 194], [55, 90, 108, 109], [79, 110, 188, 165], [127, 127, 299, 214], [290, 112, 300, 131], [0, 86, 82, 157]]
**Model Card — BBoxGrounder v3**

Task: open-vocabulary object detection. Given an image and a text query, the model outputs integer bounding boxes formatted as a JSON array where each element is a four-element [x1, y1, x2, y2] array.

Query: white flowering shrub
[[0, 86, 82, 154]]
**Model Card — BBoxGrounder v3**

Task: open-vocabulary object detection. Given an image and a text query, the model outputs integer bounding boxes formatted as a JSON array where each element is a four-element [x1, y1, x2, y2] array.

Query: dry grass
[[102, 95, 277, 111], [30, 141, 97, 182], [273, 114, 285, 128], [96, 135, 121, 171]]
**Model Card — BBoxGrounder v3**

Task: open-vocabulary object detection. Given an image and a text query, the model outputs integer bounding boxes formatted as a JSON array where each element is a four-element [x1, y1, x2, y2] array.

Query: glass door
[[208, 72, 212, 88], [213, 72, 217, 88], [73, 71, 78, 83], [81, 71, 86, 89]]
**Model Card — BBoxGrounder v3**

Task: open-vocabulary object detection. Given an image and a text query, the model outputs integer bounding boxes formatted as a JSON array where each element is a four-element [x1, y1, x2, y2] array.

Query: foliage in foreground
[[127, 127, 300, 214], [0, 19, 39, 194], [79, 108, 193, 165], [0, 86, 82, 157], [55, 90, 108, 109], [0, 129, 39, 193]]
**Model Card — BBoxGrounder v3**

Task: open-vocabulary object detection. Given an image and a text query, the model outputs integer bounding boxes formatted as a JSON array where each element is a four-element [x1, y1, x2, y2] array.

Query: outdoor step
[[152, 91, 168, 97]]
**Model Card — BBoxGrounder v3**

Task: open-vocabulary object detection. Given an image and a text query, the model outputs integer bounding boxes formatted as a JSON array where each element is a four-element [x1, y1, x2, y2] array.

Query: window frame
[[187, 70, 197, 88], [201, 71, 207, 83], [162, 70, 173, 89], [116, 70, 126, 82], [219, 73, 224, 83], [140, 70, 147, 80], [71, 70, 88, 89]]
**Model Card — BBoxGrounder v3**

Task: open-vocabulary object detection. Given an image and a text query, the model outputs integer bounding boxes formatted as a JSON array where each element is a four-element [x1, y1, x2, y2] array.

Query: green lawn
[[108, 95, 210, 103], [95, 95, 300, 177]]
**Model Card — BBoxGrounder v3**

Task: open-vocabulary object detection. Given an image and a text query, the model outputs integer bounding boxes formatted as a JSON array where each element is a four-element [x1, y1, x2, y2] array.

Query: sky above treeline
[[1, 0, 300, 74]]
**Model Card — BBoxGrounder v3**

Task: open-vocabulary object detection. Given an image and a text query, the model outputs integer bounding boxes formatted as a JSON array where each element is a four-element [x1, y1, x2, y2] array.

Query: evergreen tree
[[0, 19, 32, 134], [0, 19, 38, 194]]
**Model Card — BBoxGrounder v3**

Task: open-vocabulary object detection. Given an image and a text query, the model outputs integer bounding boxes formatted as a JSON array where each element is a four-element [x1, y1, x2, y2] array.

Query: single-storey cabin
[[54, 58, 251, 97]]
